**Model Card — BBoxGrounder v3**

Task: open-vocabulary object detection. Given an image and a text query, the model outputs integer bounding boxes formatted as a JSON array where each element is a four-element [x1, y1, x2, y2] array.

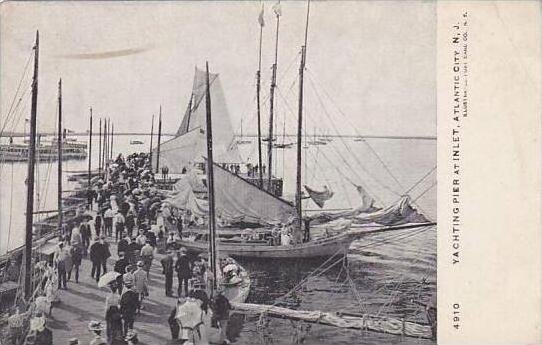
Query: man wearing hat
[[175, 247, 192, 297], [120, 279, 139, 335], [54, 241, 70, 290], [160, 250, 175, 296], [114, 251, 129, 294], [133, 261, 148, 313]]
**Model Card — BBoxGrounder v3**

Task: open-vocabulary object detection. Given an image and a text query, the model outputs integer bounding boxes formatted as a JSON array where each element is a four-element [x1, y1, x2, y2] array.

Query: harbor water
[[0, 135, 436, 344]]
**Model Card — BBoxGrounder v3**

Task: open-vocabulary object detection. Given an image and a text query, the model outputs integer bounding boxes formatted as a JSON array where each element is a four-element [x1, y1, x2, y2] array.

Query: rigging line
[[306, 142, 384, 205], [273, 250, 346, 305], [412, 181, 437, 203], [0, 80, 33, 137], [240, 51, 300, 131], [0, 49, 34, 133], [304, 75, 401, 199], [303, 145, 354, 208], [7, 162, 15, 250], [379, 222, 438, 313], [403, 165, 437, 196], [353, 226, 431, 251], [306, 69, 406, 192]]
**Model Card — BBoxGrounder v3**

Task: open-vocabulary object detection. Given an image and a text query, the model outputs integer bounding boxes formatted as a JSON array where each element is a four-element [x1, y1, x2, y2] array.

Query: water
[[0, 135, 436, 344]]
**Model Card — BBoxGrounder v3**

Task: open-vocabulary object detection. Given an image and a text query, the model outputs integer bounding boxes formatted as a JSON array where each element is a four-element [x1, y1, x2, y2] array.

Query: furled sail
[[352, 196, 428, 226], [304, 185, 334, 208], [168, 163, 296, 226], [152, 67, 242, 173], [212, 162, 296, 225], [308, 192, 427, 226]]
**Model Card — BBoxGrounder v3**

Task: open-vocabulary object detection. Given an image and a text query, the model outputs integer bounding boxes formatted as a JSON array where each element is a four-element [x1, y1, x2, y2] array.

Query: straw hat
[[125, 330, 138, 342], [88, 320, 105, 332]]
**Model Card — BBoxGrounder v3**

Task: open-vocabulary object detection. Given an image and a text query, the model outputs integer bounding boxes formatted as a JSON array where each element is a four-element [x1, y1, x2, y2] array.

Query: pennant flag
[[258, 8, 265, 27], [272, 2, 282, 17]]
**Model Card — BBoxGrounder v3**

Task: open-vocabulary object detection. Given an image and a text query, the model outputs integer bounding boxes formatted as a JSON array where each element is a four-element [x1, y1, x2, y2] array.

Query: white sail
[[152, 67, 242, 173]]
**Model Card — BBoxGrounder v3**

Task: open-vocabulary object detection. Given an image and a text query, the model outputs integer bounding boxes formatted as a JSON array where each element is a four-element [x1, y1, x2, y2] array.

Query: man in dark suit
[[160, 250, 175, 296], [175, 248, 192, 297]]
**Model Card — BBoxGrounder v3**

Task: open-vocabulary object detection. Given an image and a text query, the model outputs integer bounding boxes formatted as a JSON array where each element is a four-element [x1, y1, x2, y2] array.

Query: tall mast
[[149, 114, 154, 162], [256, 4, 265, 188], [110, 122, 114, 160], [267, 1, 281, 190], [204, 61, 217, 292], [24, 31, 39, 300], [186, 94, 193, 131], [57, 79, 63, 237], [295, 0, 310, 231], [155, 106, 162, 173], [105, 119, 109, 162], [98, 118, 102, 173], [103, 119, 107, 175], [88, 108, 93, 196]]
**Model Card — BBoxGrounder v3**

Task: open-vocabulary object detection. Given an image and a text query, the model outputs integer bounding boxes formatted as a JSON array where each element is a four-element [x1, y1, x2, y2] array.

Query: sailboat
[[169, 2, 435, 260], [273, 121, 293, 149], [235, 119, 251, 145]]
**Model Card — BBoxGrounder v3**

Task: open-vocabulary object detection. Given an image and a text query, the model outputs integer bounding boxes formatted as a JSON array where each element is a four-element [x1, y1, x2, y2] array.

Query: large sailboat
[[161, 4, 434, 260]]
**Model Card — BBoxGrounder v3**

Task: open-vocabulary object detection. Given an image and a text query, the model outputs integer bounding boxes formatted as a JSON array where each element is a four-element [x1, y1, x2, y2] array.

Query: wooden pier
[[45, 240, 187, 344]]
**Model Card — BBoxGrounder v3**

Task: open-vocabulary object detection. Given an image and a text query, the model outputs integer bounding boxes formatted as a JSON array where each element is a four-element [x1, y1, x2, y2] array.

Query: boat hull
[[178, 232, 354, 259]]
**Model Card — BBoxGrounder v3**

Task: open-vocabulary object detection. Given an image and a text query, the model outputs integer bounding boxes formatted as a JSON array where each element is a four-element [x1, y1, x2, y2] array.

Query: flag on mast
[[272, 2, 282, 17], [258, 6, 265, 27]]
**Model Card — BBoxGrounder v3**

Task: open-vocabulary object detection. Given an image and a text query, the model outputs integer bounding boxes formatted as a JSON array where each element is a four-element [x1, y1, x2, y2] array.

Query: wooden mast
[[149, 114, 154, 162], [155, 106, 162, 173], [24, 31, 39, 300], [256, 4, 264, 187], [204, 61, 218, 292], [57, 78, 63, 237], [88, 108, 93, 194], [110, 122, 114, 161], [102, 119, 107, 172], [267, 1, 281, 190], [98, 118, 102, 173], [295, 0, 310, 231]]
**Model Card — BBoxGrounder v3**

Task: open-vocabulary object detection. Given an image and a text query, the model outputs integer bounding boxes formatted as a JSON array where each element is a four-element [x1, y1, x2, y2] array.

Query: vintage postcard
[[0, 1, 539, 345]]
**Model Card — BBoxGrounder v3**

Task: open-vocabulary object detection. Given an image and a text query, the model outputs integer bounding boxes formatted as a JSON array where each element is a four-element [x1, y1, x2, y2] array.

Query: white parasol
[[97, 271, 121, 288]]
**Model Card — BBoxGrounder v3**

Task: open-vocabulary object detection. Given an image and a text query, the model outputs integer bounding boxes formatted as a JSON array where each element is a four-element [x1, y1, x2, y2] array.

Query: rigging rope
[[0, 49, 34, 136]]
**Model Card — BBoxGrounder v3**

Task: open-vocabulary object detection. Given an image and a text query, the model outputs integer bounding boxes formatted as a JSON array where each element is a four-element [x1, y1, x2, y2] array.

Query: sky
[[0, 1, 436, 137]]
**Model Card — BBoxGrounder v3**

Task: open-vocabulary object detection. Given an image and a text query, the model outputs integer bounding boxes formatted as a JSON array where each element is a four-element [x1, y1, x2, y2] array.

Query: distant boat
[[130, 140, 144, 145], [1, 137, 87, 162], [273, 142, 293, 149], [236, 118, 252, 145]]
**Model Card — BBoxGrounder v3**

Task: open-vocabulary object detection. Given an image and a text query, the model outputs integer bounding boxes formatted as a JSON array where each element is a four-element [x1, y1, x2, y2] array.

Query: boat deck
[[48, 240, 184, 344]]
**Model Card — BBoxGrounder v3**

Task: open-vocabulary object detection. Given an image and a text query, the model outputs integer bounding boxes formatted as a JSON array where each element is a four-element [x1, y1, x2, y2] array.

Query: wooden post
[[155, 106, 162, 173], [204, 62, 217, 292], [57, 78, 63, 236], [24, 31, 39, 300]]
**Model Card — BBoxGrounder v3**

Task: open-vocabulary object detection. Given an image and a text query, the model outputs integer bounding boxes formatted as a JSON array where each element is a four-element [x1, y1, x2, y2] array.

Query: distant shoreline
[[1, 132, 436, 140]]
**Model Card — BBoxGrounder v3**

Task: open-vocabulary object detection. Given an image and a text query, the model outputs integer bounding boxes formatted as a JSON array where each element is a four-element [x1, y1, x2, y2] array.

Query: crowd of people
[[4, 152, 239, 345]]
